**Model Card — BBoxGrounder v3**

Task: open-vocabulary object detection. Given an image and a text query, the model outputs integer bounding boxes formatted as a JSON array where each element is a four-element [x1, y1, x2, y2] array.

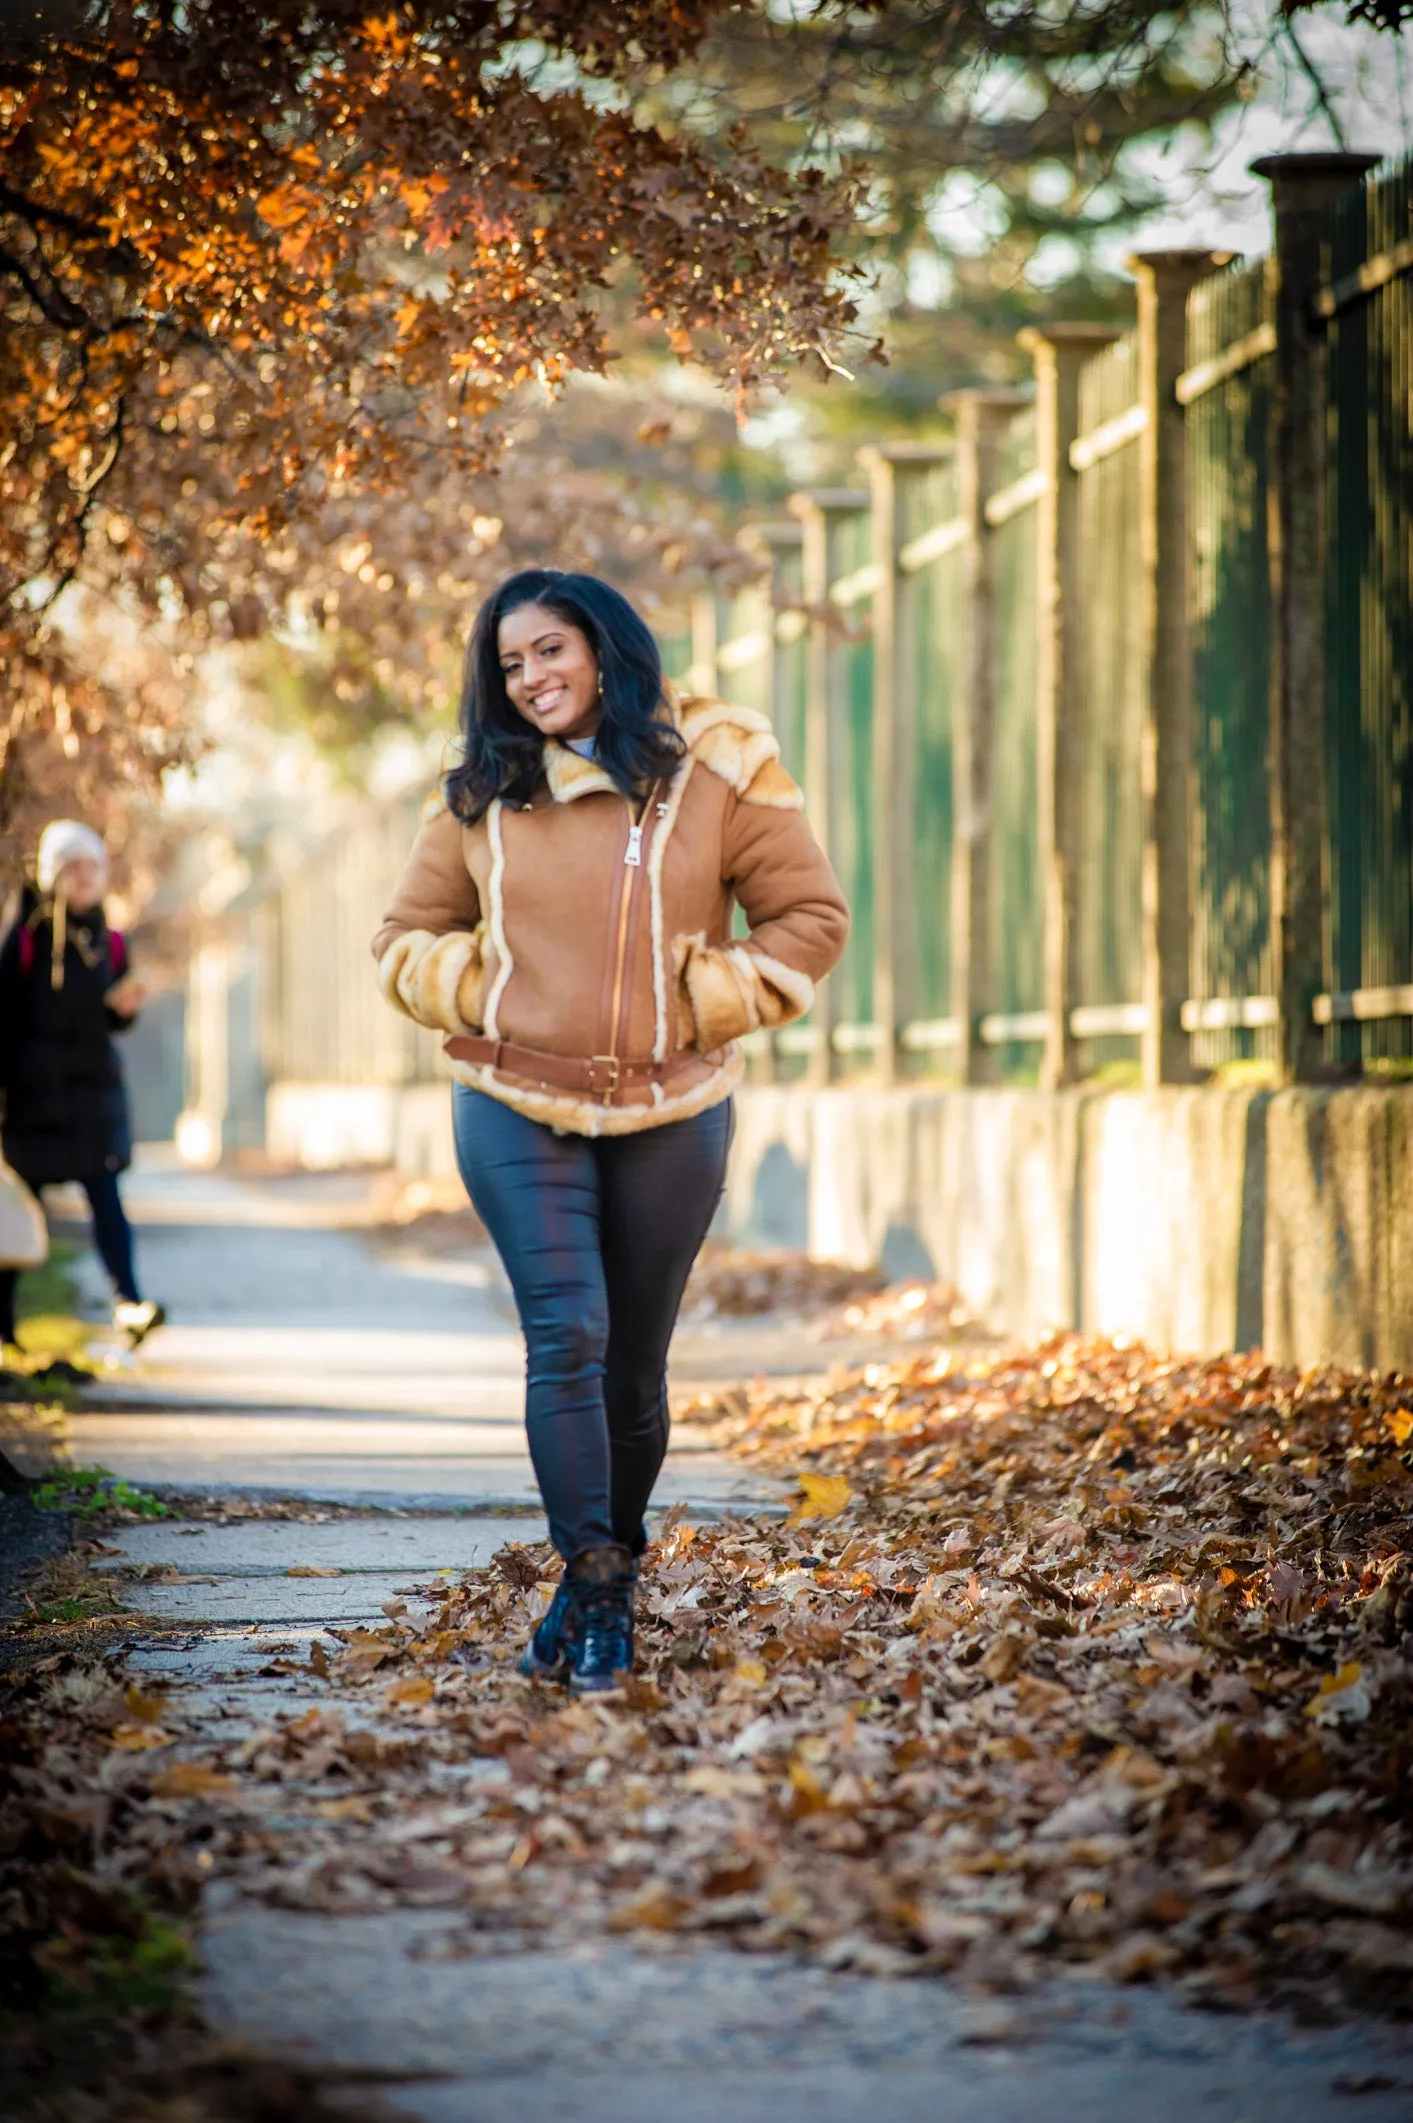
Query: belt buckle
[[588, 1055, 621, 1103]]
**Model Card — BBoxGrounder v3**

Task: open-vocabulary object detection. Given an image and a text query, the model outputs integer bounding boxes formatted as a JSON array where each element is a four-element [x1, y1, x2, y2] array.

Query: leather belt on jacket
[[443, 1033, 684, 1105]]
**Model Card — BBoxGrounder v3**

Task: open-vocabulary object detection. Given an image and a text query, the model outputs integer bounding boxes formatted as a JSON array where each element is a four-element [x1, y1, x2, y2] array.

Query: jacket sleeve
[[675, 782, 850, 1053], [371, 804, 487, 1034]]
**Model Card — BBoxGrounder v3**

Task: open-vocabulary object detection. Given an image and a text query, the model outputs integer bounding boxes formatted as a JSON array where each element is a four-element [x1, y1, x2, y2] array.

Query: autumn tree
[[0, 0, 862, 871], [659, 0, 1406, 422]]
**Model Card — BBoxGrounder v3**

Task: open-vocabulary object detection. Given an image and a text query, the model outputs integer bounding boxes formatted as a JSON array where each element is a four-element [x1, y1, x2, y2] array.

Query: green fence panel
[[826, 507, 876, 1038], [771, 541, 808, 787], [1187, 257, 1277, 1069], [715, 580, 774, 722], [895, 455, 961, 1059], [988, 408, 1041, 1078], [658, 627, 694, 688], [1073, 331, 1144, 1074], [1325, 156, 1413, 1066]]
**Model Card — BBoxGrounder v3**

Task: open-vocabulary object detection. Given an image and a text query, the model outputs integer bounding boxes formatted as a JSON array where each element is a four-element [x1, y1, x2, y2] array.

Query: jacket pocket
[[376, 924, 487, 1034], [671, 933, 757, 1052]]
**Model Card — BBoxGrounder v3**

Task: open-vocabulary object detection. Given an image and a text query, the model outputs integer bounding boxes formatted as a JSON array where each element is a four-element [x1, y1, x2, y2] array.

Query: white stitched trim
[[445, 1048, 744, 1136], [648, 762, 693, 1062], [482, 799, 513, 1039]]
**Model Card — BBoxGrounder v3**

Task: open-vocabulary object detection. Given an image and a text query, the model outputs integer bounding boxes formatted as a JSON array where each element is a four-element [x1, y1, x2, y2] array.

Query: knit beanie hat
[[36, 819, 109, 896]]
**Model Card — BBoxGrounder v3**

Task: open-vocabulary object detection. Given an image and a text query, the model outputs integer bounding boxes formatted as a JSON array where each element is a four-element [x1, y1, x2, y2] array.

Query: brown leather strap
[[444, 1034, 668, 1102]]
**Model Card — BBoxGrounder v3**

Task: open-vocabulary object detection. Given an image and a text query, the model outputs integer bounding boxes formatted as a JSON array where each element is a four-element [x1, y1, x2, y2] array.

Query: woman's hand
[[106, 972, 148, 1018]]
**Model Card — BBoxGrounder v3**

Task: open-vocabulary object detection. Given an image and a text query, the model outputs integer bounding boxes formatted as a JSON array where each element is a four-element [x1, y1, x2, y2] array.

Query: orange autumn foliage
[[0, 3, 861, 861]]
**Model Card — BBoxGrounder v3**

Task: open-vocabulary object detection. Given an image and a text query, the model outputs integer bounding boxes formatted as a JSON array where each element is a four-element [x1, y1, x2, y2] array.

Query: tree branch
[[0, 241, 90, 331], [1281, 19, 1348, 151]]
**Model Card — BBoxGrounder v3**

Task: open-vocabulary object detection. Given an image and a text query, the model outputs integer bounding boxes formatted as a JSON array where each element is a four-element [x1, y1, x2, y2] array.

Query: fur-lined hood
[[372, 692, 848, 1138]]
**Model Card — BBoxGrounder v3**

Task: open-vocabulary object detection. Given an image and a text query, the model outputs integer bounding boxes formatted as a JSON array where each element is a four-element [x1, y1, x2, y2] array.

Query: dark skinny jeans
[[452, 1086, 733, 1561], [0, 1167, 141, 1345]]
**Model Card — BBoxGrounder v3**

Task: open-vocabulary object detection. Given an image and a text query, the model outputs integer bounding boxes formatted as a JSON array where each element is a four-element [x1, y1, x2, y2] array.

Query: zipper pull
[[624, 823, 644, 868]]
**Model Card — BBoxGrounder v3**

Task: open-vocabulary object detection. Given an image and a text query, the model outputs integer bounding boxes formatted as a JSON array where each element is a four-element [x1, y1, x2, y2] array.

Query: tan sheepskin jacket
[[371, 691, 849, 1136]]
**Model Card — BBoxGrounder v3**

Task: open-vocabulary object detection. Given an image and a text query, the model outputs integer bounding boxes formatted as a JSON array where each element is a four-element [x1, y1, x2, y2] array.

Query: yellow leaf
[[149, 1762, 237, 1800], [788, 1472, 852, 1524], [1306, 1661, 1366, 1720], [1386, 1409, 1413, 1446], [1316, 1660, 1363, 1696], [110, 1724, 172, 1751], [122, 1684, 167, 1724], [734, 1659, 768, 1686], [384, 1674, 435, 1708], [287, 1565, 343, 1578]]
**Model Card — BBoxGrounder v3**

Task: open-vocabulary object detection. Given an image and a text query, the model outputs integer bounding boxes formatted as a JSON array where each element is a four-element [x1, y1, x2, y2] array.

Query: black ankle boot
[[565, 1544, 635, 1695], [518, 1571, 578, 1680]]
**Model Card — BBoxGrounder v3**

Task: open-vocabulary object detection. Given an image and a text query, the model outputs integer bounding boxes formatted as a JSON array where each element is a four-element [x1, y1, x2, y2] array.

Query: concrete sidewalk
[[94, 1504, 1413, 2123], [43, 1164, 1411, 2122], [62, 1161, 790, 1511]]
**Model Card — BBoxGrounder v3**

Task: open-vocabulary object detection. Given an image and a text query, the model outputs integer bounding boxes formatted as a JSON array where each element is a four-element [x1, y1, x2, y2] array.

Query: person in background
[[0, 820, 165, 1352]]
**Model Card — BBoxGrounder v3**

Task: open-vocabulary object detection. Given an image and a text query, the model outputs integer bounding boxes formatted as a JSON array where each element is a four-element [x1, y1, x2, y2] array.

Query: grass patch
[[33, 1464, 170, 1521], [39, 1908, 194, 2024], [16, 1550, 129, 1629], [8, 1240, 96, 1368], [1209, 1057, 1279, 1087], [1082, 1058, 1142, 1089]]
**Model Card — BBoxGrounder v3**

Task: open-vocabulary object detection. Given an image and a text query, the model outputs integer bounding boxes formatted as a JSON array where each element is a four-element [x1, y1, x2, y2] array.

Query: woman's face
[[497, 601, 602, 744], [56, 856, 104, 913]]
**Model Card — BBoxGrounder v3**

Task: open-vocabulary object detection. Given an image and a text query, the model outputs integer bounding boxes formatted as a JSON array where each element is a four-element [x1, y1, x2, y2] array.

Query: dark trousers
[[452, 1086, 733, 1561], [0, 1168, 141, 1345]]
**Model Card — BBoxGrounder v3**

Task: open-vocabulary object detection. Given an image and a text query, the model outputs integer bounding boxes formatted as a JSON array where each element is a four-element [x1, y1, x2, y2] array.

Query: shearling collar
[[539, 683, 690, 805], [436, 687, 797, 817]]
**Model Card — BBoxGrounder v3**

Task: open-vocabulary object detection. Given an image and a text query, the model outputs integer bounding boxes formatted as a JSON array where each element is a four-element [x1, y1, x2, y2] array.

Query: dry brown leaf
[[384, 1675, 436, 1709], [109, 1724, 174, 1752], [149, 1761, 238, 1800]]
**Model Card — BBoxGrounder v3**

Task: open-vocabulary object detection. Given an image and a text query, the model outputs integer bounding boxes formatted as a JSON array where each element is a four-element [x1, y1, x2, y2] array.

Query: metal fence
[[1323, 155, 1413, 1068], [685, 148, 1413, 1089], [233, 149, 1411, 1103], [1185, 258, 1276, 1071]]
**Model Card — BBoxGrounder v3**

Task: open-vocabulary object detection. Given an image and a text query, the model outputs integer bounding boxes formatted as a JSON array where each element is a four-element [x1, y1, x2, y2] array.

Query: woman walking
[[0, 821, 165, 1352], [374, 569, 847, 1693]]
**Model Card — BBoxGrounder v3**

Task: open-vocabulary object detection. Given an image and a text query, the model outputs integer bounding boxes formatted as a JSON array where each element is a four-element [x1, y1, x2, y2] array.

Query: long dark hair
[[444, 569, 686, 823]]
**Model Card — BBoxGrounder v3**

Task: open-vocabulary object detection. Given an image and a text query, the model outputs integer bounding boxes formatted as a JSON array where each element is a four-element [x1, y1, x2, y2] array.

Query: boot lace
[[574, 1576, 633, 1677]]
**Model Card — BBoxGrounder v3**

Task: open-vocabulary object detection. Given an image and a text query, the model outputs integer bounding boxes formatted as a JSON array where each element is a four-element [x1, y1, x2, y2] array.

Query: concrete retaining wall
[[264, 1077, 1413, 1368], [723, 1083, 1413, 1371]]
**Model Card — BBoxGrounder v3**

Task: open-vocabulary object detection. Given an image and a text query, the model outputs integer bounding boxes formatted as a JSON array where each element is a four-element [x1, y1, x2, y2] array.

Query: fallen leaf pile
[[819, 1279, 984, 1343], [684, 1242, 885, 1319], [368, 1180, 486, 1259], [4, 1334, 1411, 2057]]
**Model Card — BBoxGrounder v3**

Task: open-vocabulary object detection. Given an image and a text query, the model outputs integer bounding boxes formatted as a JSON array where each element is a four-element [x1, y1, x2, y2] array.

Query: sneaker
[[518, 1573, 578, 1680], [565, 1544, 635, 1696], [114, 1299, 166, 1348]]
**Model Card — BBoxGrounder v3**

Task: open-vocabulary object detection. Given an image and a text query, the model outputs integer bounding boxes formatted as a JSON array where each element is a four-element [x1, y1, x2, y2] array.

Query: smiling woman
[[446, 570, 689, 823], [371, 567, 849, 1699]]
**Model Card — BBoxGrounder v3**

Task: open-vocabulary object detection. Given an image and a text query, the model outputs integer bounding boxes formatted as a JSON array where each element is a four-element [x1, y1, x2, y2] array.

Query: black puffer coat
[[0, 887, 135, 1187]]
